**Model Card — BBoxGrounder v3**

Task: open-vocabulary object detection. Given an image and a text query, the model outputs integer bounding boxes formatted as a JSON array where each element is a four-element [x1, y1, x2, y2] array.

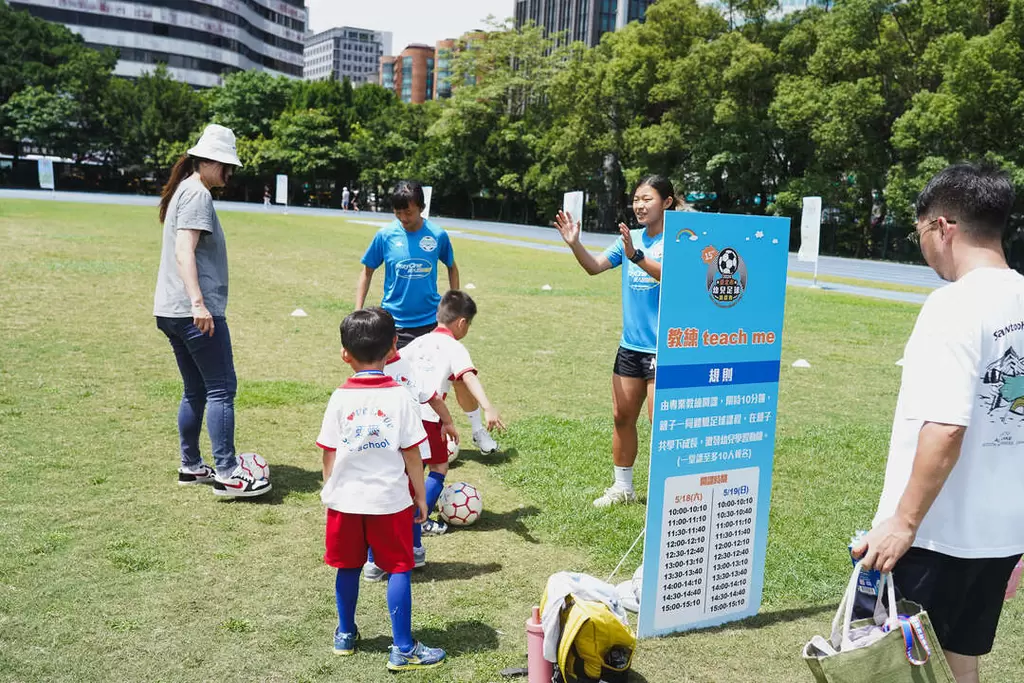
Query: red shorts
[[324, 506, 414, 574], [423, 420, 447, 465]]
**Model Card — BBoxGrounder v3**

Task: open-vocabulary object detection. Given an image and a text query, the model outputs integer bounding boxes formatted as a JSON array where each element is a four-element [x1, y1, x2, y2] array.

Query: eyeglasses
[[907, 217, 956, 245]]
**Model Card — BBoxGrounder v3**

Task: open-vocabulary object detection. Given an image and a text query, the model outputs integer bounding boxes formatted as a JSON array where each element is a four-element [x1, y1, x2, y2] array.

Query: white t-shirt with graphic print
[[385, 353, 435, 460], [316, 374, 427, 514], [874, 267, 1024, 558], [402, 327, 477, 423]]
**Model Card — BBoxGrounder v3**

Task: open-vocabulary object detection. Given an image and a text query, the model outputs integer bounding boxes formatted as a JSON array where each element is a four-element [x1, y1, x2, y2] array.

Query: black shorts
[[396, 323, 436, 350], [613, 346, 656, 381], [891, 547, 1021, 656]]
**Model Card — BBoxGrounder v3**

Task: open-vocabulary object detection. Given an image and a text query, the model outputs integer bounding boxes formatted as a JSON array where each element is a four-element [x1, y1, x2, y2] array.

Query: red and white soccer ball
[[238, 452, 270, 482], [446, 435, 459, 463], [438, 482, 482, 526]]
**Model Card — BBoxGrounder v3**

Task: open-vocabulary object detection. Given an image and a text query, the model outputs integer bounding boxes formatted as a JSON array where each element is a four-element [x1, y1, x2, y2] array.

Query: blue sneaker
[[333, 627, 359, 656], [386, 641, 446, 671], [421, 518, 448, 536]]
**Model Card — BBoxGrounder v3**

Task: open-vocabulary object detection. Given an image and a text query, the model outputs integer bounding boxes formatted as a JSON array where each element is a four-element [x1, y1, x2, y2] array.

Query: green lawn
[[0, 199, 1020, 682]]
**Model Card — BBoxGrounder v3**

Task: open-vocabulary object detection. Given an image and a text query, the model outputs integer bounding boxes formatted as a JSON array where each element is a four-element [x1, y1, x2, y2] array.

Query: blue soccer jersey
[[361, 220, 455, 328], [603, 229, 664, 354]]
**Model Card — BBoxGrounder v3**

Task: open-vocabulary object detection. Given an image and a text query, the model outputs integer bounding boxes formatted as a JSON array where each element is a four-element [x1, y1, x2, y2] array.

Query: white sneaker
[[177, 463, 215, 486], [413, 546, 426, 569], [363, 561, 386, 582], [213, 463, 272, 498], [472, 428, 499, 455], [593, 486, 637, 508]]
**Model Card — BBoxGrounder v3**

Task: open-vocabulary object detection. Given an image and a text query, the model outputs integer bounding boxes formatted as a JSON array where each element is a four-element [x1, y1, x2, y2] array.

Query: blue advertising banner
[[638, 212, 790, 638]]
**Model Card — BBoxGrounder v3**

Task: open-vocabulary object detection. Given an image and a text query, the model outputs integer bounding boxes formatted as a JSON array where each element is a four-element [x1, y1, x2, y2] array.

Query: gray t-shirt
[[153, 175, 229, 317]]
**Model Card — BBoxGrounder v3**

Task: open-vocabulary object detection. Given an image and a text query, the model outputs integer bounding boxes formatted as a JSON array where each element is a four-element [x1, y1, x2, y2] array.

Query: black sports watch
[[629, 249, 645, 264]]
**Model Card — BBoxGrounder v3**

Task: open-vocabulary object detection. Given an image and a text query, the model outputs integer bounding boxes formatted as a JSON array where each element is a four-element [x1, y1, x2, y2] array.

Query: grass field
[[0, 199, 1021, 683]]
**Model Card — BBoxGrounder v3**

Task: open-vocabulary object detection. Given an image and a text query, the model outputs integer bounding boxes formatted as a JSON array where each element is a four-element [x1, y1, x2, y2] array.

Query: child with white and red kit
[[315, 307, 446, 672]]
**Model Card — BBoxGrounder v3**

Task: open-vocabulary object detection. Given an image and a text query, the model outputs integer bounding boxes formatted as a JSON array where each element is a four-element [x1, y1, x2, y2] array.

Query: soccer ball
[[438, 482, 483, 526], [718, 248, 739, 276], [446, 436, 459, 463], [238, 452, 270, 482]]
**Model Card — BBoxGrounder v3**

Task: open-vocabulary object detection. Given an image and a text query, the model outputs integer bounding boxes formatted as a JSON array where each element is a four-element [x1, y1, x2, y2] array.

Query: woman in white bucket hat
[[152, 124, 270, 498]]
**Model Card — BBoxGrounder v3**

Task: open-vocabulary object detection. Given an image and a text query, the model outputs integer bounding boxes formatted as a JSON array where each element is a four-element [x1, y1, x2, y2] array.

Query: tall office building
[[513, 0, 655, 46], [304, 26, 392, 85], [378, 44, 436, 104], [379, 32, 486, 103], [8, 0, 307, 87]]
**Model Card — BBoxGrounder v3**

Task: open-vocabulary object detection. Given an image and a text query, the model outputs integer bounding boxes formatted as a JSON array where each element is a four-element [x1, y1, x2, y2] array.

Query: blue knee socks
[[387, 571, 414, 652], [335, 567, 360, 634], [425, 471, 446, 513]]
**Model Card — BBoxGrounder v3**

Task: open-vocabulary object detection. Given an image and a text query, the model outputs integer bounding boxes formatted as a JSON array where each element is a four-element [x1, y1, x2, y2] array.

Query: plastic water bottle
[[849, 530, 883, 617], [526, 605, 552, 683]]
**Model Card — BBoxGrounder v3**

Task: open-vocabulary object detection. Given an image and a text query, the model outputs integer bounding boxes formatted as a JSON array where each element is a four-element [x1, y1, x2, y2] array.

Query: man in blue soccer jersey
[[355, 182, 498, 454], [356, 181, 459, 348]]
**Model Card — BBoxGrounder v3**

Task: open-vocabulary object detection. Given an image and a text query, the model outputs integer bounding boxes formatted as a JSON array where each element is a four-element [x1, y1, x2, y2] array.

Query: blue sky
[[307, 0, 514, 53]]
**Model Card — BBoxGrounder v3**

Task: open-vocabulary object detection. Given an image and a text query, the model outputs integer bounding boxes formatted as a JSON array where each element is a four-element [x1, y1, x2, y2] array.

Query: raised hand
[[619, 223, 636, 260], [554, 210, 581, 246]]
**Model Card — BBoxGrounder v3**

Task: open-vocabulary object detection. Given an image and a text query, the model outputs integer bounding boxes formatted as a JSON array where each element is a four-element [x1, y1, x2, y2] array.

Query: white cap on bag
[[187, 124, 242, 167]]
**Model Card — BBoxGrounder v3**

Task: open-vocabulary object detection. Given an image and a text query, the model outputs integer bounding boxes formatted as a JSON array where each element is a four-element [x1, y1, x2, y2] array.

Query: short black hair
[[634, 174, 677, 209], [437, 290, 477, 325], [916, 162, 1015, 240], [392, 180, 426, 211], [340, 307, 395, 362]]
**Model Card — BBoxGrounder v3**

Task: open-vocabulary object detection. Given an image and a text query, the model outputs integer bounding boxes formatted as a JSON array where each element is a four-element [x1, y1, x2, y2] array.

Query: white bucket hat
[[187, 124, 242, 167]]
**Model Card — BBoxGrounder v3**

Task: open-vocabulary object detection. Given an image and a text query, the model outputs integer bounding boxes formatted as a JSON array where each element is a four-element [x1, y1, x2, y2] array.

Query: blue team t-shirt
[[361, 219, 455, 328], [602, 228, 664, 354]]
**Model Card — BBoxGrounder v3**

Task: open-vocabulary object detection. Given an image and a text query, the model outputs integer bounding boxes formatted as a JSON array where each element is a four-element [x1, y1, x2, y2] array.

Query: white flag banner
[[798, 196, 822, 263], [562, 190, 584, 224], [275, 174, 288, 205], [422, 185, 433, 218], [37, 159, 55, 190]]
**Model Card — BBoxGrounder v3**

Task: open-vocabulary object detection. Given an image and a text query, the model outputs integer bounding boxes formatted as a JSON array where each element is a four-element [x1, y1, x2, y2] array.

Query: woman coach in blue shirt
[[554, 175, 676, 507]]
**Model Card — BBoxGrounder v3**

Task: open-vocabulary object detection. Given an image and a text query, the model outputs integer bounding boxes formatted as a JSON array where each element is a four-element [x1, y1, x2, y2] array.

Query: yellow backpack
[[541, 591, 637, 683]]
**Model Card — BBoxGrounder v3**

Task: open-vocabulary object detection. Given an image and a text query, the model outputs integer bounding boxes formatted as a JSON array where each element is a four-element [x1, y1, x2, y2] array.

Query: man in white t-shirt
[[853, 163, 1024, 683]]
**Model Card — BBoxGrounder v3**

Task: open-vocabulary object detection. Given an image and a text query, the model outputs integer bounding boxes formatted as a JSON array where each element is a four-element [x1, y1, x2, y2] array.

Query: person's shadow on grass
[[358, 620, 499, 656], [412, 560, 502, 583], [450, 446, 520, 469], [462, 505, 540, 543]]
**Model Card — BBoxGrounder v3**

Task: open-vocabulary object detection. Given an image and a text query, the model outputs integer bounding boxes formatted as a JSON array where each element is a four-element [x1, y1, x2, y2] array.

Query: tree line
[[3, 0, 1024, 262]]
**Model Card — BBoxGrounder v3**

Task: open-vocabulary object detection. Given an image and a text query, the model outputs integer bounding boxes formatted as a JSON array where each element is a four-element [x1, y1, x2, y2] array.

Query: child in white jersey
[[402, 290, 505, 536], [362, 351, 460, 580], [316, 307, 445, 672]]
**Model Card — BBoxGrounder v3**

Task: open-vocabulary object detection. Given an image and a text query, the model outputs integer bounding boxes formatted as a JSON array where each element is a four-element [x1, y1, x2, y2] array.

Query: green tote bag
[[802, 561, 956, 683]]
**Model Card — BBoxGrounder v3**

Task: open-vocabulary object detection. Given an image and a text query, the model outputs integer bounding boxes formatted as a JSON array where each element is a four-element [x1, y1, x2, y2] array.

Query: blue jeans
[[156, 316, 237, 477]]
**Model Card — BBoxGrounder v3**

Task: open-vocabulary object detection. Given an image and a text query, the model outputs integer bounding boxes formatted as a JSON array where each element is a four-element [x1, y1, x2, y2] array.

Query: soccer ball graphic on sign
[[238, 452, 270, 482], [446, 435, 459, 463], [438, 482, 482, 526], [718, 248, 739, 276]]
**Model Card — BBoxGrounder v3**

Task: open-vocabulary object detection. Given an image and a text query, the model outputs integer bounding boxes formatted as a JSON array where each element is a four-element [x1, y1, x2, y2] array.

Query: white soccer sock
[[466, 408, 484, 432], [614, 466, 634, 491]]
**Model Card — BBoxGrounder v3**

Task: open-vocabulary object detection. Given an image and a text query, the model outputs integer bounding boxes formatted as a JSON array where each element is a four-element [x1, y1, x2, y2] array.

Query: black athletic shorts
[[891, 547, 1021, 656], [613, 346, 656, 381], [396, 323, 436, 350]]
